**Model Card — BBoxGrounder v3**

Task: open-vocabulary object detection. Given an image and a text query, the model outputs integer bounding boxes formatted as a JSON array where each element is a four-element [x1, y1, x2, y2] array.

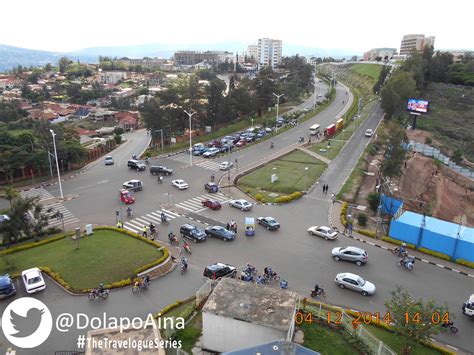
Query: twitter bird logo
[[9, 308, 45, 338]]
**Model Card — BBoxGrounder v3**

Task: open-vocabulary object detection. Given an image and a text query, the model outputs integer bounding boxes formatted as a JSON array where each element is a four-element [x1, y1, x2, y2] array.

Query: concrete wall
[[202, 312, 287, 353]]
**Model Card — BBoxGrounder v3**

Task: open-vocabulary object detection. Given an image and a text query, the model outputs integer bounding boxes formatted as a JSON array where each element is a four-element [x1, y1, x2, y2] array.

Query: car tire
[[324, 236, 328, 240], [362, 291, 368, 296], [266, 226, 270, 230], [241, 207, 244, 211], [136, 168, 140, 171], [193, 238, 197, 243], [334, 256, 340, 261], [339, 284, 345, 289], [356, 260, 362, 266]]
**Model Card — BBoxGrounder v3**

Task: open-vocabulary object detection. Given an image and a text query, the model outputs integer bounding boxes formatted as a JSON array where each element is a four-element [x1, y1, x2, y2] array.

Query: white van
[[309, 124, 320, 136]]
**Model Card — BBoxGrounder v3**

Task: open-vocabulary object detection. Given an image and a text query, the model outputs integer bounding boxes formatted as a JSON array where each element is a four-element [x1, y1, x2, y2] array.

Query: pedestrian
[[309, 136, 312, 144], [331, 193, 335, 203], [226, 222, 230, 231], [404, 161, 407, 169], [142, 225, 148, 238], [322, 184, 326, 193], [116, 221, 123, 229], [348, 222, 353, 236]]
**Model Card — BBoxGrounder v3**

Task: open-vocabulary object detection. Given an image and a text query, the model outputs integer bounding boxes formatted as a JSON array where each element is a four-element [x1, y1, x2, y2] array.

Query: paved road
[[2, 82, 472, 353]]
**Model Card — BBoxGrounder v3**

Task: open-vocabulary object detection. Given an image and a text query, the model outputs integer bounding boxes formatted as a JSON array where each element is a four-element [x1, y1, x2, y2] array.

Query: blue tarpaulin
[[380, 194, 403, 216]]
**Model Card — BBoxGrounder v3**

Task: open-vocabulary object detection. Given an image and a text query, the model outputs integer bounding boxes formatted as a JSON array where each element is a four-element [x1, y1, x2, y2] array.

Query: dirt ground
[[352, 153, 474, 227]]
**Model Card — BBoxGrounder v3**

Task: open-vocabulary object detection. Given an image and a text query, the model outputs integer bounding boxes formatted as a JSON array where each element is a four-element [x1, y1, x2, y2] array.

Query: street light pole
[[49, 129, 64, 199], [304, 166, 309, 191], [183, 110, 196, 167], [358, 98, 362, 118], [273, 93, 284, 132]]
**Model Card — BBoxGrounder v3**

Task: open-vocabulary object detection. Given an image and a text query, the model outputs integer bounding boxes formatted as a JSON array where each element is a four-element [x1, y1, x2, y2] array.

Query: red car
[[235, 140, 246, 147], [202, 199, 221, 210], [120, 189, 135, 204]]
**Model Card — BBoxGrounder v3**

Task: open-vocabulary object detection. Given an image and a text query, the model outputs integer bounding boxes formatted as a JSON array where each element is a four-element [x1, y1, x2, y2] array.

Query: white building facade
[[399, 34, 435, 56], [257, 38, 282, 68]]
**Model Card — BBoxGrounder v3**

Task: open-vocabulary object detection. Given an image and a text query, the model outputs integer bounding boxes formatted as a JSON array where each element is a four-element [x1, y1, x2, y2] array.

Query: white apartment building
[[100, 71, 128, 84], [363, 48, 397, 61], [256, 38, 282, 68], [246, 45, 259, 62], [399, 34, 435, 56]]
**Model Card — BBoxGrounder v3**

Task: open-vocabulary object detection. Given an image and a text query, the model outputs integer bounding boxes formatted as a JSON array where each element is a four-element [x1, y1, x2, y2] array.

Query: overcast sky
[[1, 0, 472, 53]]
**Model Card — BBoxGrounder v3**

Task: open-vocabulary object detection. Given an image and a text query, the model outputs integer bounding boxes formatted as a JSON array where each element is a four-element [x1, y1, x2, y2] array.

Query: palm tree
[[3, 186, 19, 209]]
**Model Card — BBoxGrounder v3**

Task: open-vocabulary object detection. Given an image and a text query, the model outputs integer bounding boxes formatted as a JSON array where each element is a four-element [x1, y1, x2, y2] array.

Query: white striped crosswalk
[[124, 209, 180, 234], [19, 188, 80, 228], [175, 192, 230, 213], [167, 153, 222, 171]]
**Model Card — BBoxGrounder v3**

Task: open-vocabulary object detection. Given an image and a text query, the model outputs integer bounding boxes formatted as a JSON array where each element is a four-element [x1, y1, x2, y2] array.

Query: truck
[[325, 124, 336, 137]]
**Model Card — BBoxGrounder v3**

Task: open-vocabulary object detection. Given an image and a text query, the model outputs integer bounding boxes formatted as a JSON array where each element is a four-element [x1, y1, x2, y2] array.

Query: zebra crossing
[[175, 192, 230, 213], [19, 188, 80, 228], [123, 209, 180, 234], [166, 153, 222, 171]]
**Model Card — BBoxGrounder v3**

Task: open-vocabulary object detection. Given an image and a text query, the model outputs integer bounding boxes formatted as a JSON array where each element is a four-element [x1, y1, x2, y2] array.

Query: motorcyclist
[[132, 154, 137, 160], [142, 275, 150, 287], [145, 157, 150, 164], [264, 266, 273, 279], [168, 232, 176, 242], [245, 263, 256, 275], [280, 279, 289, 289], [97, 283, 105, 295], [256, 275, 265, 285], [313, 284, 324, 295], [181, 256, 188, 269], [149, 223, 156, 236], [158, 174, 163, 183], [399, 243, 407, 255], [183, 240, 191, 252], [270, 142, 274, 148], [402, 256, 415, 269]]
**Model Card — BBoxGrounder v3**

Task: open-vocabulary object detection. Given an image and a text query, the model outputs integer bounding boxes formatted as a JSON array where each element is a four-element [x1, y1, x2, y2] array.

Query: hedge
[[356, 229, 376, 238], [0, 233, 71, 256], [40, 266, 72, 291], [455, 259, 474, 268], [275, 191, 303, 204], [381, 236, 416, 249], [340, 202, 348, 227], [418, 247, 451, 261], [255, 193, 263, 201]]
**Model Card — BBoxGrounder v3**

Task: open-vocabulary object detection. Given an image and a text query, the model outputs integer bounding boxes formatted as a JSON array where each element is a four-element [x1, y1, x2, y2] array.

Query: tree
[[3, 186, 19, 209], [385, 287, 449, 355], [381, 123, 409, 178], [206, 78, 226, 125], [45, 63, 52, 72], [30, 204, 50, 241], [452, 149, 463, 164], [381, 71, 418, 118], [58, 57, 72, 73], [0, 196, 37, 244], [367, 191, 380, 213], [229, 76, 235, 91]]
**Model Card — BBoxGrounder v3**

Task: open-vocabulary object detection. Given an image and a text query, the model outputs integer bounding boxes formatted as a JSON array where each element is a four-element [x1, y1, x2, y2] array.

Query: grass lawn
[[174, 312, 202, 353], [350, 63, 382, 81], [238, 150, 327, 201], [365, 325, 444, 355], [300, 321, 359, 354], [0, 230, 163, 290]]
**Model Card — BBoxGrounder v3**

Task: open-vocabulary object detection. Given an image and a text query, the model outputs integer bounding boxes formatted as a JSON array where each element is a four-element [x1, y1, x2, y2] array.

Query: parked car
[[105, 156, 114, 165], [256, 130, 266, 138], [332, 246, 368, 266], [193, 143, 205, 150], [219, 144, 233, 153], [307, 225, 338, 240], [22, 267, 46, 294], [235, 140, 247, 147], [122, 179, 143, 192], [119, 189, 135, 204], [202, 147, 220, 158], [208, 139, 222, 148], [0, 274, 16, 299], [203, 263, 237, 280], [127, 159, 146, 171], [202, 199, 221, 210], [229, 199, 253, 211], [219, 161, 234, 171], [205, 226, 236, 241], [365, 129, 374, 137], [265, 127, 274, 133], [257, 217, 280, 230], [245, 133, 256, 142], [334, 272, 376, 296], [192, 147, 207, 156], [0, 214, 10, 224], [204, 182, 219, 193], [462, 294, 474, 319], [172, 179, 189, 190], [150, 165, 173, 176], [180, 224, 207, 242]]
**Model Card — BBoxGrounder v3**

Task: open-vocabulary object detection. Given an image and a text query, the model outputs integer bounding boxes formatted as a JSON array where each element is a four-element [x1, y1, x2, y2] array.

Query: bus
[[309, 124, 320, 136]]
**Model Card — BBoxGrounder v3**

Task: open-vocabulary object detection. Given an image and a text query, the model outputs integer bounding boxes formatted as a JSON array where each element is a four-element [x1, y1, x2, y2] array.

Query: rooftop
[[202, 278, 299, 331]]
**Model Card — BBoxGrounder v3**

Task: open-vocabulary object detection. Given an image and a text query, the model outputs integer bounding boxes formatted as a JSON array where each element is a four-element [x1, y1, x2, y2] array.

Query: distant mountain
[[0, 44, 97, 72], [0, 42, 361, 72]]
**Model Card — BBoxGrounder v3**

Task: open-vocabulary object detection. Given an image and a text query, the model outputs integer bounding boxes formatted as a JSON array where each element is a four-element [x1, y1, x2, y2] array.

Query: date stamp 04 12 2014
[[295, 311, 451, 327]]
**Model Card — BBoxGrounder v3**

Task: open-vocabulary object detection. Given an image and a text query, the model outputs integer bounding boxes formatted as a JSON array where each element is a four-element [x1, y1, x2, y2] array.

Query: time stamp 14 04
[[295, 311, 451, 326]]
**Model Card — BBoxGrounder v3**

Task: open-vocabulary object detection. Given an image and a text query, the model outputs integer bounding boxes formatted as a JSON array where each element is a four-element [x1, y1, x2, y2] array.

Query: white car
[[335, 272, 376, 296], [21, 267, 46, 294], [202, 147, 220, 158], [219, 161, 234, 171], [105, 156, 114, 165], [365, 129, 374, 137], [307, 225, 338, 240], [229, 199, 253, 211], [172, 179, 189, 190]]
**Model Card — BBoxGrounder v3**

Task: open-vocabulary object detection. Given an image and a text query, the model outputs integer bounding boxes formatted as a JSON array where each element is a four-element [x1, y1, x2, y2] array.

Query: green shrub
[[367, 191, 380, 213], [260, 198, 266, 203], [381, 236, 416, 249], [357, 213, 368, 226], [455, 259, 474, 268], [340, 202, 348, 226], [424, 137, 432, 144], [114, 134, 122, 144], [357, 229, 376, 238], [255, 193, 263, 201], [418, 247, 451, 261]]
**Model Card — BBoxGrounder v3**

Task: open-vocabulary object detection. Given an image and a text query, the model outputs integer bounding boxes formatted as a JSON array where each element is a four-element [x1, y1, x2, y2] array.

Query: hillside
[[416, 82, 474, 162]]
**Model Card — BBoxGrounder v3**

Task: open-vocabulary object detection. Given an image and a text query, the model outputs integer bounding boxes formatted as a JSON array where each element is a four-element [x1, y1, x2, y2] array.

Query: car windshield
[[123, 193, 131, 198], [28, 276, 41, 284], [357, 277, 365, 286], [268, 219, 276, 224]]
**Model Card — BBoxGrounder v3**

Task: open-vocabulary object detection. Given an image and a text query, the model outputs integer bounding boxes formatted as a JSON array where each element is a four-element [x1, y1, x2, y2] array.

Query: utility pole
[[273, 93, 284, 132], [49, 129, 64, 199], [183, 110, 196, 166]]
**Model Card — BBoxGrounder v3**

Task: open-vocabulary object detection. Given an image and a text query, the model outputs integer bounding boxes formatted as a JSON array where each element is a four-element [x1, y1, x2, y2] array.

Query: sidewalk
[[329, 201, 474, 278]]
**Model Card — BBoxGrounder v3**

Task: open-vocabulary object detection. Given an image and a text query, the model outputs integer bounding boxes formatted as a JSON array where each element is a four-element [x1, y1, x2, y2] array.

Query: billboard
[[407, 98, 429, 114]]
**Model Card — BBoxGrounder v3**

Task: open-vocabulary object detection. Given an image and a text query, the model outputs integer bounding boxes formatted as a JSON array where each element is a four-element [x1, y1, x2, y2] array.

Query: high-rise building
[[256, 38, 282, 68], [399, 34, 435, 56], [246, 45, 258, 62]]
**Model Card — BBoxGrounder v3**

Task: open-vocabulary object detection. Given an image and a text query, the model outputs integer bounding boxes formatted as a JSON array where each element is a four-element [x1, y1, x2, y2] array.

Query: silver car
[[332, 246, 368, 266], [335, 272, 376, 296], [229, 199, 253, 211]]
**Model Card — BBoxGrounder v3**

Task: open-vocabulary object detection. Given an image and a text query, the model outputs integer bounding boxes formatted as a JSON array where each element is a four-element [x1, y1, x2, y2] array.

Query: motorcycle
[[397, 257, 415, 270], [244, 264, 257, 276], [161, 215, 169, 224], [310, 288, 326, 298], [168, 233, 179, 245], [264, 271, 280, 283], [392, 247, 408, 258], [89, 288, 109, 300], [180, 262, 188, 275], [127, 209, 133, 218], [441, 321, 458, 333], [132, 280, 150, 293], [280, 280, 289, 289]]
